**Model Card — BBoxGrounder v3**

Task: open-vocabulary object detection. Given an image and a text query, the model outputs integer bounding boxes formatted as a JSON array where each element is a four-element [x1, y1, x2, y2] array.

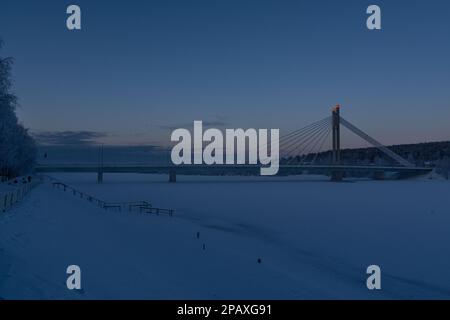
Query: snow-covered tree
[[0, 39, 36, 178]]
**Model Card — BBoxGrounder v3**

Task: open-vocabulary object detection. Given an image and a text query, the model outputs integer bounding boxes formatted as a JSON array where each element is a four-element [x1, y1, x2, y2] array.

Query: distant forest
[[284, 141, 450, 178]]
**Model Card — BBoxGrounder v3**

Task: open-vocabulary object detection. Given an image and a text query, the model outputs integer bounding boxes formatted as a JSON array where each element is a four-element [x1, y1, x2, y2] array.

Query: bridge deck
[[35, 164, 432, 176]]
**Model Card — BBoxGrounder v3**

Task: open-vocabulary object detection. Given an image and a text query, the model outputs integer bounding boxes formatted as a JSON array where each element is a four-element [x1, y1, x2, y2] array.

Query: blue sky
[[1, 0, 449, 147]]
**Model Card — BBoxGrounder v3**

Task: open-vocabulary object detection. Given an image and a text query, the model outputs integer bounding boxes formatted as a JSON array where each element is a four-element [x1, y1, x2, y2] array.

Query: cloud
[[159, 120, 229, 131], [32, 131, 107, 146]]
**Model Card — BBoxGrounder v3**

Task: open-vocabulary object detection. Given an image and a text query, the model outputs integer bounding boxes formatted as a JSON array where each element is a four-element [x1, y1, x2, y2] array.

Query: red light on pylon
[[332, 104, 341, 112]]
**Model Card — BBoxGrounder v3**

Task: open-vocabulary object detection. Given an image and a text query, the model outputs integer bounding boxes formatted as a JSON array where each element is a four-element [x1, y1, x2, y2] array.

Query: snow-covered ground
[[1, 173, 450, 299]]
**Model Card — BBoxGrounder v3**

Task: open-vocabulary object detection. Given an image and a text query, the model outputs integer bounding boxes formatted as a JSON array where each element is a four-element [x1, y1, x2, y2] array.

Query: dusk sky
[[1, 0, 449, 147]]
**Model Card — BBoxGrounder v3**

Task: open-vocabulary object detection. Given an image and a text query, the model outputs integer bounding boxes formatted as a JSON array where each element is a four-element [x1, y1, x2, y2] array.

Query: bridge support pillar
[[97, 170, 103, 184], [373, 171, 385, 180], [331, 171, 343, 182], [169, 170, 176, 183]]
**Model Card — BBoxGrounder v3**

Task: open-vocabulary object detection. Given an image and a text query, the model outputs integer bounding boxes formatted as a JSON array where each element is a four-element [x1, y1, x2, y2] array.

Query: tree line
[[284, 141, 450, 179], [0, 40, 36, 179]]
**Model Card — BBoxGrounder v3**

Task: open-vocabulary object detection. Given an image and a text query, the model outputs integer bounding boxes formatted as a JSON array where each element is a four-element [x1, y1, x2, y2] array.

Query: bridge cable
[[310, 126, 332, 165], [282, 118, 331, 161], [280, 118, 331, 158], [287, 122, 330, 165], [279, 116, 332, 143], [340, 117, 414, 167], [251, 117, 331, 161], [282, 121, 331, 164], [301, 125, 332, 166], [278, 117, 331, 150], [283, 120, 331, 165]]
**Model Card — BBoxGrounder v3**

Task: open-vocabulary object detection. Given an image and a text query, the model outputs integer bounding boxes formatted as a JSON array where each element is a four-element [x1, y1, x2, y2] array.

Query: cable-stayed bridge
[[36, 106, 432, 182]]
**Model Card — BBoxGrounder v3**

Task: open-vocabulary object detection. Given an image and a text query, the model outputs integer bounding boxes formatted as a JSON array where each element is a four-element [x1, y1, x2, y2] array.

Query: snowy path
[[1, 173, 450, 299]]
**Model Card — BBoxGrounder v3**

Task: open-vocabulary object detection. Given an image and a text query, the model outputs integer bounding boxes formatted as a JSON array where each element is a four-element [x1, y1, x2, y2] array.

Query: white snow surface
[[1, 173, 450, 299]]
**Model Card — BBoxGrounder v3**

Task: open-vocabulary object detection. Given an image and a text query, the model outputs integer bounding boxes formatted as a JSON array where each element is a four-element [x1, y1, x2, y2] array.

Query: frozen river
[[1, 173, 450, 299]]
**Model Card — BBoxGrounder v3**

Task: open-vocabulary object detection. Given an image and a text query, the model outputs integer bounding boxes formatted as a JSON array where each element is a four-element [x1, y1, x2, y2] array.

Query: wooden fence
[[1, 177, 40, 212], [51, 182, 174, 216]]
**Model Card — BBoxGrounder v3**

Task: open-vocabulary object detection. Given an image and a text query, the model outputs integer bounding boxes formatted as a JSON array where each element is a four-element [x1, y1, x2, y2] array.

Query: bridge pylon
[[332, 105, 341, 164], [331, 105, 343, 181]]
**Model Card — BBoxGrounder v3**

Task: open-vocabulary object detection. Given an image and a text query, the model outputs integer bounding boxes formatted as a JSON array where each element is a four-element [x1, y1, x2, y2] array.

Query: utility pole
[[97, 144, 104, 184]]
